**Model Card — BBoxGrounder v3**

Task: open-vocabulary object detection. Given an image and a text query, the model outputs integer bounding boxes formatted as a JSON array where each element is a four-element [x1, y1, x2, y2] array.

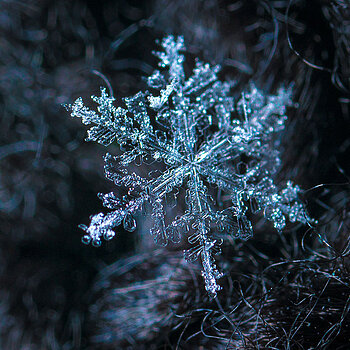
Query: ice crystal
[[68, 36, 311, 297]]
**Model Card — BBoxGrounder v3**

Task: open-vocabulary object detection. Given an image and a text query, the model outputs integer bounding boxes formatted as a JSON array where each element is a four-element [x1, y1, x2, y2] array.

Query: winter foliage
[[68, 35, 311, 296]]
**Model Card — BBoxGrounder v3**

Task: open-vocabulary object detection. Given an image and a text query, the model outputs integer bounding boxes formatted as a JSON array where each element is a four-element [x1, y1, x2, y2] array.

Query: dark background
[[0, 0, 349, 349]]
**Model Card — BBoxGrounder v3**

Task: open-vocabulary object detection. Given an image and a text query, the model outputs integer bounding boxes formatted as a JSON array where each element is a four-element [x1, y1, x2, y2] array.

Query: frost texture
[[68, 36, 312, 297]]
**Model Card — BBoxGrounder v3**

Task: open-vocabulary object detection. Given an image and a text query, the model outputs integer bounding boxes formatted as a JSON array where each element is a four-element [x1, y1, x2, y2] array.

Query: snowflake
[[67, 36, 312, 297]]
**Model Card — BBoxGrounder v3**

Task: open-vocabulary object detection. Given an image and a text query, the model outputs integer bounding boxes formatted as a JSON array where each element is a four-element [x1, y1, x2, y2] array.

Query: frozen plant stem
[[67, 36, 312, 297]]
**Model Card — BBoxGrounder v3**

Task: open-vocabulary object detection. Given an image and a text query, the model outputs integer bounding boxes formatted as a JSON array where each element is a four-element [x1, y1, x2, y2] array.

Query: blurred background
[[0, 0, 349, 349]]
